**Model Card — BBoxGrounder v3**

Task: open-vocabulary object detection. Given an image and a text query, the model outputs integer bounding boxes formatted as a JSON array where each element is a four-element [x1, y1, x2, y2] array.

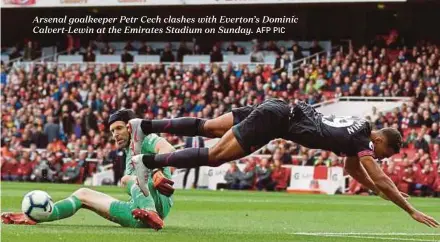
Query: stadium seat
[[264, 55, 277, 64], [183, 55, 210, 64], [223, 55, 251, 63], [134, 55, 161, 63], [301, 51, 310, 57], [1, 55, 10, 63], [58, 55, 83, 62], [95, 55, 121, 63]]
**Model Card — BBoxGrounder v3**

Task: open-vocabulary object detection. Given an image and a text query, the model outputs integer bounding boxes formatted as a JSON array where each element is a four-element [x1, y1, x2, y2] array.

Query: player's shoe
[[132, 209, 164, 231], [127, 118, 146, 155], [131, 154, 151, 197], [1, 212, 37, 225]]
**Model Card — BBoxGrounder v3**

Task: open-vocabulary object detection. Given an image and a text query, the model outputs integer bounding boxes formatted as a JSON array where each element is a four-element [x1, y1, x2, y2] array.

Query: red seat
[[402, 148, 416, 159], [397, 182, 409, 194], [403, 129, 411, 138], [322, 91, 334, 99]]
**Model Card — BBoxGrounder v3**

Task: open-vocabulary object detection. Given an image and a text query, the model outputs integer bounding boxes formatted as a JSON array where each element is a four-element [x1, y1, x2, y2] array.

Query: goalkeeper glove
[[152, 169, 175, 197]]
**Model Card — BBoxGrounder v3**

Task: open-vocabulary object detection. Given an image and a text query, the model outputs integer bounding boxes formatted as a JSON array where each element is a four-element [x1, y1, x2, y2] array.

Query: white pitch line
[[293, 232, 440, 236], [291, 233, 440, 242]]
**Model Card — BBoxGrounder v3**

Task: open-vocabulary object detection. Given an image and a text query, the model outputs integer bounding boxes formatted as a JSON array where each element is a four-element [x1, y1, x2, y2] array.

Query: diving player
[[129, 99, 439, 228]]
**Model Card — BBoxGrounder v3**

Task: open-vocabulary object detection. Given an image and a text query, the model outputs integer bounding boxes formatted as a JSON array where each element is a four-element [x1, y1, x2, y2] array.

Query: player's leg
[[1, 188, 116, 225], [135, 99, 291, 169], [128, 105, 255, 195], [116, 175, 168, 230], [136, 129, 247, 169], [183, 169, 190, 189], [137, 105, 255, 138], [137, 113, 231, 138], [1, 212, 37, 225], [119, 175, 164, 230], [120, 175, 156, 211], [34, 185, 162, 229], [193, 167, 200, 188], [43, 188, 115, 222]]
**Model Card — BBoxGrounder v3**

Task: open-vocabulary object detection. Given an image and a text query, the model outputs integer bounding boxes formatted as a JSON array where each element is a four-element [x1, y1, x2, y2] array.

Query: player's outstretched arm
[[345, 157, 408, 199], [360, 156, 439, 228]]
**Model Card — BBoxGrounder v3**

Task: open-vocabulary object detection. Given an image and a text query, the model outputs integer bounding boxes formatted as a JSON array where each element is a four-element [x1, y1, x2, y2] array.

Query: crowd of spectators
[[221, 156, 292, 192], [1, 38, 439, 196], [3, 40, 43, 62]]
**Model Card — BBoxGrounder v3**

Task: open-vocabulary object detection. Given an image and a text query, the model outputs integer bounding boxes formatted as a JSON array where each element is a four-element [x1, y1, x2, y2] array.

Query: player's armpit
[[344, 156, 379, 194], [154, 138, 176, 154], [359, 156, 415, 214]]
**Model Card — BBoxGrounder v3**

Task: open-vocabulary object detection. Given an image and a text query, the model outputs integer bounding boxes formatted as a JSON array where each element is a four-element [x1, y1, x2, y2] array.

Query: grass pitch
[[1, 182, 439, 242]]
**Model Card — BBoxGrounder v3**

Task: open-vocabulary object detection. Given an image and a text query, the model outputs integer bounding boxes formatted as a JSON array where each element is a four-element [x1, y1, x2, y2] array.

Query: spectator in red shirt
[[1, 143, 13, 159], [385, 161, 400, 185], [348, 177, 367, 195], [47, 137, 67, 153], [16, 151, 34, 181], [2, 158, 19, 181], [1, 157, 15, 180], [269, 159, 290, 191], [433, 167, 440, 197], [409, 163, 435, 197], [431, 143, 440, 161], [420, 163, 437, 196]]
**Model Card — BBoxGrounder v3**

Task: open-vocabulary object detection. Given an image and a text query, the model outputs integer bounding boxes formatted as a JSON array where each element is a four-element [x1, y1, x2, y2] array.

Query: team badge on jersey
[[369, 141, 375, 151]]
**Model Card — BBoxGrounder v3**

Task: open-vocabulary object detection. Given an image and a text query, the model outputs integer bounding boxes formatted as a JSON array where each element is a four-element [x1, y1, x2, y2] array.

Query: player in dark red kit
[[129, 98, 439, 228]]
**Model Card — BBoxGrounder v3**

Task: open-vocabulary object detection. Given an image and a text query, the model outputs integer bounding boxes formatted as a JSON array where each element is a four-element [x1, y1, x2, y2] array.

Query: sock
[[126, 180, 156, 211], [44, 196, 82, 222], [142, 148, 211, 169], [141, 118, 207, 136]]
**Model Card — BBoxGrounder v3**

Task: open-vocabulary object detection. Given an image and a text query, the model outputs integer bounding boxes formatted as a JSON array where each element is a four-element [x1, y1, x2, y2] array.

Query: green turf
[[1, 182, 439, 242]]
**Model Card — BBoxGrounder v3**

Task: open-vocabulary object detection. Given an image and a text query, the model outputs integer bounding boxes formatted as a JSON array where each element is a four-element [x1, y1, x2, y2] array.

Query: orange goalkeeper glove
[[152, 170, 175, 197]]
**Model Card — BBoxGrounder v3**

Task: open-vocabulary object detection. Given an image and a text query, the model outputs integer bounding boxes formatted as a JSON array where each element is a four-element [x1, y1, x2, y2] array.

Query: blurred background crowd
[[1, 36, 439, 197]]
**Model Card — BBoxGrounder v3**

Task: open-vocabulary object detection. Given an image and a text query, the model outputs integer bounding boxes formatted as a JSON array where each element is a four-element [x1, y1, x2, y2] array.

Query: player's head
[[108, 109, 137, 149], [372, 127, 402, 159]]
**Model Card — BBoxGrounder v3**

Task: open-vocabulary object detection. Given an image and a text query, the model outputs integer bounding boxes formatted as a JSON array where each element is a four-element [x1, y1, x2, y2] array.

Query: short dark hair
[[380, 127, 402, 153]]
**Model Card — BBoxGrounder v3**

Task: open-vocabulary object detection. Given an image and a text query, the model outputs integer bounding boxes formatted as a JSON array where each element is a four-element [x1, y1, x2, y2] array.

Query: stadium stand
[[1, 39, 439, 197]]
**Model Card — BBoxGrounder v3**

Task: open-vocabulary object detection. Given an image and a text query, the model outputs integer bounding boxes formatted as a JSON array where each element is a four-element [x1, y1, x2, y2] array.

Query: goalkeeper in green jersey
[[2, 109, 175, 230]]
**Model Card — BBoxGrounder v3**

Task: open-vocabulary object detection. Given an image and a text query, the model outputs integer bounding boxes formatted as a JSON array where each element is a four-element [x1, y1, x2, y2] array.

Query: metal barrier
[[311, 96, 412, 109], [10, 46, 341, 74]]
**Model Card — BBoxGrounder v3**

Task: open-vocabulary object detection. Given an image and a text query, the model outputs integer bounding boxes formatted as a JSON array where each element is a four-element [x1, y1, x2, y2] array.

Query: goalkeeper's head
[[108, 109, 137, 149]]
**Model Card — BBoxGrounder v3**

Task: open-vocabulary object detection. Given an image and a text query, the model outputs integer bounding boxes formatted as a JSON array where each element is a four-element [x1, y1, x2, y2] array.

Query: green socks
[[126, 180, 156, 211], [45, 196, 82, 222]]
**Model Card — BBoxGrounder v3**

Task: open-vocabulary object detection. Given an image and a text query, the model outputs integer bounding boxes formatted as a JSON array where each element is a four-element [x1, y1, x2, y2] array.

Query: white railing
[[337, 96, 412, 102], [290, 45, 342, 74], [3, 46, 61, 66], [311, 96, 412, 109], [10, 46, 340, 73], [32, 49, 68, 62], [12, 61, 273, 73]]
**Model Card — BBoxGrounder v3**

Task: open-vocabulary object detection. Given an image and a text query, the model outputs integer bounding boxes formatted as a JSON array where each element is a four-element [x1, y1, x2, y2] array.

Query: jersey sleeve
[[141, 133, 163, 154], [351, 132, 375, 158]]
